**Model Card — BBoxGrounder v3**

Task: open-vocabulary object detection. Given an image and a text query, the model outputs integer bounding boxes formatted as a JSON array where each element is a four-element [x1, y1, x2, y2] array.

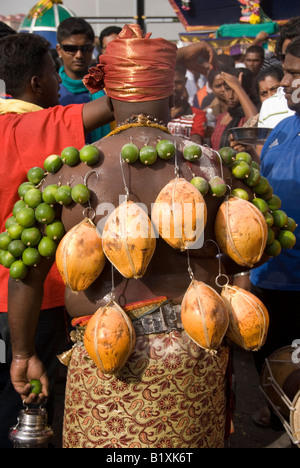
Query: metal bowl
[[229, 127, 272, 144]]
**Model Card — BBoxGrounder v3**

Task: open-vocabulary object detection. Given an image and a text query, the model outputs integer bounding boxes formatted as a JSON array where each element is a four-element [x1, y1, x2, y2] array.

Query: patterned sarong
[[63, 299, 229, 448]]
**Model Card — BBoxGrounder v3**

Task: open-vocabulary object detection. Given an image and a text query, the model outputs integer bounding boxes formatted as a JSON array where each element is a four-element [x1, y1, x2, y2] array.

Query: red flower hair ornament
[[83, 64, 105, 94]]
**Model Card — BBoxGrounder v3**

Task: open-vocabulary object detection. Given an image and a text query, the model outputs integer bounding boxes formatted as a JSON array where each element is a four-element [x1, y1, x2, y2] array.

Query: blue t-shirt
[[250, 114, 300, 291]]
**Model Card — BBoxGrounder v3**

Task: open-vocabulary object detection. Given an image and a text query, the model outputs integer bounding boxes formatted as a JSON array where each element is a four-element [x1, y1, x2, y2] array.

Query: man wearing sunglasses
[[56, 17, 111, 142]]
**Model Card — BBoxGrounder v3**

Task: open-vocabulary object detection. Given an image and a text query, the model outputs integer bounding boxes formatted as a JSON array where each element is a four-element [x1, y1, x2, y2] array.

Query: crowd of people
[[0, 14, 299, 449]]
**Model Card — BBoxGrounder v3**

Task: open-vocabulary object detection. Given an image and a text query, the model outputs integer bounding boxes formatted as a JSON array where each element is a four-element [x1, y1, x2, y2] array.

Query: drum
[[260, 346, 300, 447]]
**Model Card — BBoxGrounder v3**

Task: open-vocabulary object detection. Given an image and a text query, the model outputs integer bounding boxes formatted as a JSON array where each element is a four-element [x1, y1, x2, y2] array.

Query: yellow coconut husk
[[102, 200, 156, 279], [181, 280, 229, 352], [84, 300, 136, 374], [151, 178, 207, 251], [215, 196, 268, 267], [221, 284, 269, 351], [55, 218, 105, 293]]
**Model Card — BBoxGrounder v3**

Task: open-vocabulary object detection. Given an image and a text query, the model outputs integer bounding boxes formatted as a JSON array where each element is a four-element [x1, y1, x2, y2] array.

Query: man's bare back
[[42, 126, 243, 319]]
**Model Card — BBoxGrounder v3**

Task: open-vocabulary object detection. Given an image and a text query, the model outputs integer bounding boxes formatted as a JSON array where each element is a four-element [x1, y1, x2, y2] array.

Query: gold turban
[[83, 24, 177, 102]]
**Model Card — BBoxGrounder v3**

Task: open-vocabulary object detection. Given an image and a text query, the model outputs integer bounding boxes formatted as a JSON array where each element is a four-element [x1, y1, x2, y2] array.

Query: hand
[[10, 354, 49, 405], [176, 41, 218, 75], [220, 71, 243, 91], [228, 133, 254, 153]]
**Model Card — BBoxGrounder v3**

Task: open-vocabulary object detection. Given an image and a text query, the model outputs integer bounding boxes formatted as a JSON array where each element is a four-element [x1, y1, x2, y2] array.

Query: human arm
[[82, 94, 114, 134], [176, 41, 218, 75], [8, 257, 54, 404]]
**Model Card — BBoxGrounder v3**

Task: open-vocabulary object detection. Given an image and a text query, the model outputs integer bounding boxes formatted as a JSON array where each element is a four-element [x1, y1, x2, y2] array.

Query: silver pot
[[9, 405, 54, 448]]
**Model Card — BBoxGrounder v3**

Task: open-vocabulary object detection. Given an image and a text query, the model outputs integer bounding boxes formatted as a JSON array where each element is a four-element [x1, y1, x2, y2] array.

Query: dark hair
[[99, 26, 122, 49], [0, 21, 16, 39], [0, 33, 50, 97], [57, 17, 95, 43], [276, 16, 300, 58], [217, 53, 235, 69], [245, 45, 264, 60], [257, 64, 284, 83], [285, 36, 300, 59]]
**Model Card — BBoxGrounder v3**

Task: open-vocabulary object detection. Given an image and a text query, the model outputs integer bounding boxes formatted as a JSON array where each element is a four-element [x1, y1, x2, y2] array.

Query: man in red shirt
[[0, 32, 113, 447]]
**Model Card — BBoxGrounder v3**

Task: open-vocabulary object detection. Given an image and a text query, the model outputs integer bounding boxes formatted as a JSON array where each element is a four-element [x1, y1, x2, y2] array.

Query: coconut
[[102, 200, 156, 279], [151, 178, 207, 251], [215, 196, 268, 267], [181, 280, 229, 352], [55, 218, 105, 293], [221, 284, 269, 351], [84, 301, 136, 374]]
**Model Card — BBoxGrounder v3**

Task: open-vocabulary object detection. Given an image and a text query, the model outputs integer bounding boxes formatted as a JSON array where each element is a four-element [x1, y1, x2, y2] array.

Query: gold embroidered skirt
[[63, 300, 229, 448]]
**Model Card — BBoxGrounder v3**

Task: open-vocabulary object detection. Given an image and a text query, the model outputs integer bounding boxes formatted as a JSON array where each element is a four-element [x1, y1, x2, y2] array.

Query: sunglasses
[[59, 44, 94, 55]]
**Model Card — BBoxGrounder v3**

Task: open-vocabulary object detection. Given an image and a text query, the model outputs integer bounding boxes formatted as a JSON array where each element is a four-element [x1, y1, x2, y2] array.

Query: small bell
[[9, 403, 54, 448]]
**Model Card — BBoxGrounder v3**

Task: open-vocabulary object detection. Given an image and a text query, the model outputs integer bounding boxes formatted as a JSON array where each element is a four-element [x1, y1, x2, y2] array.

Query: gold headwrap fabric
[[83, 24, 177, 102]]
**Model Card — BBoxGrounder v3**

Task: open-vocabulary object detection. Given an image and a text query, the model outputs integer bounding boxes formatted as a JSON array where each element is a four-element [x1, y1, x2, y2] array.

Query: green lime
[[21, 227, 42, 247], [0, 250, 4, 265], [35, 203, 56, 224], [9, 260, 28, 280], [45, 221, 65, 241], [251, 161, 260, 171], [8, 240, 26, 258], [18, 182, 35, 199], [30, 379, 42, 395], [61, 146, 80, 166], [265, 239, 281, 257], [218, 146, 235, 165], [283, 217, 297, 233], [0, 232, 13, 251], [231, 160, 251, 179], [156, 140, 176, 160], [55, 185, 72, 205], [44, 154, 63, 173], [71, 184, 90, 204], [277, 230, 296, 249], [7, 223, 24, 240], [139, 146, 158, 165], [267, 194, 281, 211], [42, 185, 58, 205], [253, 176, 270, 195], [260, 185, 274, 201], [265, 212, 274, 228], [79, 145, 100, 165], [190, 177, 209, 196], [22, 247, 41, 267], [266, 228, 275, 246], [272, 210, 288, 228], [24, 188, 43, 208], [1, 251, 17, 268], [12, 200, 27, 217], [208, 176, 227, 197], [120, 143, 139, 163], [183, 144, 202, 161], [16, 207, 36, 228], [236, 151, 252, 165], [252, 197, 269, 215], [38, 236, 57, 257], [245, 167, 261, 187], [5, 216, 17, 230], [27, 167, 45, 185], [231, 188, 249, 201]]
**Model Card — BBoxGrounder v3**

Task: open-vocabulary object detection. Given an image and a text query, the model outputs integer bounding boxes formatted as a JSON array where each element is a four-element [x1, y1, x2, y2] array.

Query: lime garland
[[0, 139, 297, 281], [0, 144, 100, 281]]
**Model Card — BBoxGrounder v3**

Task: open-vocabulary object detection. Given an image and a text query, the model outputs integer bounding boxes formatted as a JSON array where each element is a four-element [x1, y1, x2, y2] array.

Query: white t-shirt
[[258, 87, 295, 128]]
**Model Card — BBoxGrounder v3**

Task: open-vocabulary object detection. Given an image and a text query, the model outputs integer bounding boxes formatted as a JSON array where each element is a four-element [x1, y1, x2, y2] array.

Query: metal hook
[[119, 153, 130, 201], [204, 239, 229, 288]]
